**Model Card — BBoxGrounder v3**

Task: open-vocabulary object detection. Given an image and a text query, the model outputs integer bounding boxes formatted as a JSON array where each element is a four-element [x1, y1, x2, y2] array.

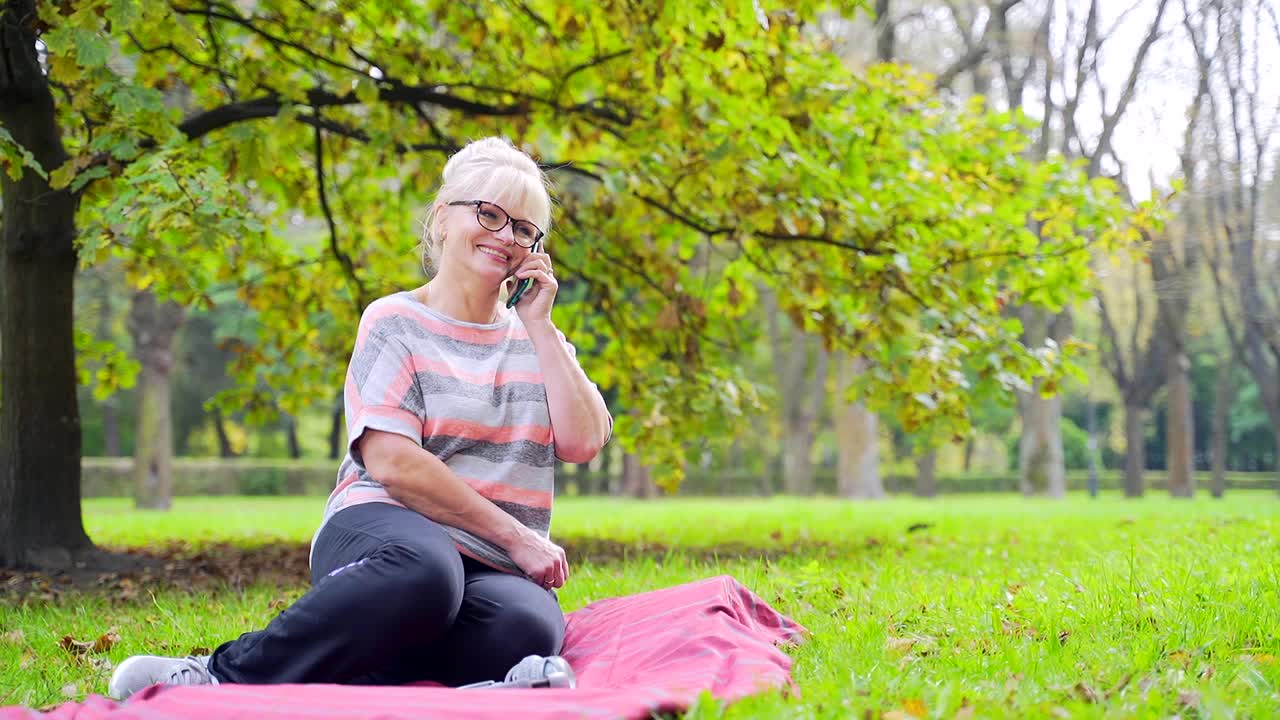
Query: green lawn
[[3, 493, 1279, 717]]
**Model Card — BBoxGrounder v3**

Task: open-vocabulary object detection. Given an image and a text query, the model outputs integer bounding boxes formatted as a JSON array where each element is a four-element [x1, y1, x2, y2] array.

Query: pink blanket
[[4, 575, 806, 719]]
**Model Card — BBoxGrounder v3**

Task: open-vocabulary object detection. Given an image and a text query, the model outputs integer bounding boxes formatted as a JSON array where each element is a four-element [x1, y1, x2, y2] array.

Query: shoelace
[[166, 656, 212, 686]]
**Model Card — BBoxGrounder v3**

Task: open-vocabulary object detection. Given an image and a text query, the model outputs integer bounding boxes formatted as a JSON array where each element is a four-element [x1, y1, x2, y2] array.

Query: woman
[[109, 137, 613, 698]]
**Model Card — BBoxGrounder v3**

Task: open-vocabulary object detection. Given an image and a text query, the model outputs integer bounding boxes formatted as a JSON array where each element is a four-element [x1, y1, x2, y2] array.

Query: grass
[[3, 492, 1279, 717]]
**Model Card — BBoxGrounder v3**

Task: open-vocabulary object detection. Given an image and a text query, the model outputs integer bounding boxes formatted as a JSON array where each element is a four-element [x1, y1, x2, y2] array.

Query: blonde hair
[[418, 137, 552, 289]]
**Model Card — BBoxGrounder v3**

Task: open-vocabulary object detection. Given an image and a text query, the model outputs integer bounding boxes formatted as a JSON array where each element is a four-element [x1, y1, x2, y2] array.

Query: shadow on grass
[[1, 535, 896, 602]]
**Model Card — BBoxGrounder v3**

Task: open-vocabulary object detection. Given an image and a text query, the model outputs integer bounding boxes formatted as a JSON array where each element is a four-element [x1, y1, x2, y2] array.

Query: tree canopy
[[1, 0, 1151, 490]]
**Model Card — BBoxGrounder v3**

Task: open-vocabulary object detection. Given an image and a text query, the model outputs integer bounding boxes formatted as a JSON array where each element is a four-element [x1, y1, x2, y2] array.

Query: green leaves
[[34, 0, 1141, 491], [0, 127, 48, 181]]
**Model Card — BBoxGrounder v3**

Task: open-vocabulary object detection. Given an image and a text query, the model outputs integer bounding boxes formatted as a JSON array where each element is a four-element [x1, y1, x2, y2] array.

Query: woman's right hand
[[507, 526, 569, 589]]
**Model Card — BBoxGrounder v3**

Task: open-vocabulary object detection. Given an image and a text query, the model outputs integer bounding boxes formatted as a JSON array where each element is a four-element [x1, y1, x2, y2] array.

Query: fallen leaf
[[1178, 690, 1200, 707], [886, 634, 938, 655], [1106, 672, 1133, 698], [1168, 649, 1191, 666], [886, 636, 916, 653], [1005, 583, 1025, 602], [59, 630, 119, 656], [1073, 682, 1101, 703], [902, 698, 927, 718], [93, 630, 120, 653]]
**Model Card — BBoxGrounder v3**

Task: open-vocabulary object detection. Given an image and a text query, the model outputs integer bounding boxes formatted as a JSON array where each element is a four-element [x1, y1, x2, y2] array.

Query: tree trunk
[[835, 354, 882, 499], [1017, 307, 1067, 498], [874, 0, 895, 62], [328, 391, 344, 460], [96, 267, 121, 456], [213, 406, 236, 458], [1085, 394, 1100, 497], [763, 286, 828, 496], [1124, 403, 1146, 497], [1210, 359, 1230, 499], [620, 452, 656, 498], [1019, 385, 1065, 497], [127, 290, 184, 510], [132, 364, 174, 509], [103, 399, 121, 456], [781, 421, 816, 495], [284, 413, 302, 459], [0, 0, 93, 568], [915, 450, 937, 498], [1165, 351, 1195, 498], [574, 460, 591, 495]]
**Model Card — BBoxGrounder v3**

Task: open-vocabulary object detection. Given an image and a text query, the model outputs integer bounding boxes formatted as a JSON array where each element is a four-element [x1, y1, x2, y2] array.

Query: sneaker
[[108, 654, 218, 700], [458, 655, 576, 689]]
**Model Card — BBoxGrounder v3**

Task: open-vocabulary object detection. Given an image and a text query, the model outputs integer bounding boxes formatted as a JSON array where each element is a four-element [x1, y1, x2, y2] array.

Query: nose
[[493, 223, 516, 245]]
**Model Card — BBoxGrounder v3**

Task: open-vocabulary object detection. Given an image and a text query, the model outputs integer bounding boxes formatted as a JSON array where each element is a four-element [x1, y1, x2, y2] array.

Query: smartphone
[[505, 239, 542, 309]]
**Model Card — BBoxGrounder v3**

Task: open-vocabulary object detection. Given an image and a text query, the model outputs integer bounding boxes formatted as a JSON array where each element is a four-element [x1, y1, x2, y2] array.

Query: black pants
[[207, 502, 565, 687]]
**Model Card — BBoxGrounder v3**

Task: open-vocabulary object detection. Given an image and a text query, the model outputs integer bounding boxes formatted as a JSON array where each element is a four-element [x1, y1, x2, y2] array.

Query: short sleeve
[[344, 312, 426, 468], [555, 328, 614, 447]]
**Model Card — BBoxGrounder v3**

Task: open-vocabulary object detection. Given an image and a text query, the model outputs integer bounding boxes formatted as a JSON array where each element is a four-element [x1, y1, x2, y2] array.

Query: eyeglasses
[[447, 200, 544, 248]]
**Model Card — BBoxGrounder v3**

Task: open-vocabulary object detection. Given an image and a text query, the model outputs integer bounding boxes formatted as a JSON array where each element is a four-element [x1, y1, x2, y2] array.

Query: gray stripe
[[350, 332, 408, 389], [423, 435, 556, 468], [492, 499, 551, 529], [416, 392, 548, 428], [418, 373, 547, 406], [445, 455, 557, 490], [444, 527, 522, 574], [366, 314, 540, 361]]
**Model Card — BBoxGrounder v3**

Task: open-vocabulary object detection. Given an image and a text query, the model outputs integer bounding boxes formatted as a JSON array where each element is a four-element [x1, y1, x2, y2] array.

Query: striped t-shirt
[[310, 291, 610, 574]]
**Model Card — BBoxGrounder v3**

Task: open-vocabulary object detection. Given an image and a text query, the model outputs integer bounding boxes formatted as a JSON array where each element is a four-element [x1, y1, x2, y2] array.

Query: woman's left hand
[[511, 250, 557, 326]]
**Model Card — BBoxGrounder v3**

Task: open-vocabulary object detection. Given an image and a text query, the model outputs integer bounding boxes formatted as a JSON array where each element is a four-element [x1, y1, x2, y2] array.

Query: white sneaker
[[108, 654, 218, 700]]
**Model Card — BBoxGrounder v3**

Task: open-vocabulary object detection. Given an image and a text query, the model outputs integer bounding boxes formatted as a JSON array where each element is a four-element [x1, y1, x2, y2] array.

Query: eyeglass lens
[[475, 202, 540, 247]]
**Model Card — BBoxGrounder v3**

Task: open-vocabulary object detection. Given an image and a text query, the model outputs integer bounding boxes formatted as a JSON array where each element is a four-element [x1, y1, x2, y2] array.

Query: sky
[[1054, 0, 1279, 200]]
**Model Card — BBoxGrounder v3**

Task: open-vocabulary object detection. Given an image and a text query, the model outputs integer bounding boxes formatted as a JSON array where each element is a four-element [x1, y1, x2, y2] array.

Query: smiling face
[[418, 137, 552, 289], [437, 197, 541, 283]]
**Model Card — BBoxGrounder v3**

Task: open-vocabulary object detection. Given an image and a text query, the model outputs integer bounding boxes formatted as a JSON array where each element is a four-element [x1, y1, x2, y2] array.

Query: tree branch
[[312, 118, 367, 313]]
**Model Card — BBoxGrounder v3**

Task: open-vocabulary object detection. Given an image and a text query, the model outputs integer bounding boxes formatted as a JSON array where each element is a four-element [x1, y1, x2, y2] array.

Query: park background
[[2, 0, 1279, 717]]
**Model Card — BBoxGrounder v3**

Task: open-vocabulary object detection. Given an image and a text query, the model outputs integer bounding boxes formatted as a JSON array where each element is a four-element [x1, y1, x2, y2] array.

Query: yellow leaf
[[903, 698, 928, 718], [49, 161, 77, 191]]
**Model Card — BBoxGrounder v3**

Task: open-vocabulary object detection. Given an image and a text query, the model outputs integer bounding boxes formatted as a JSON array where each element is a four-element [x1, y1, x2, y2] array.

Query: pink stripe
[[457, 474, 552, 509], [409, 356, 543, 386], [330, 471, 360, 496], [355, 406, 422, 431], [342, 377, 363, 419], [377, 362, 418, 408], [358, 298, 515, 346], [426, 417, 552, 444]]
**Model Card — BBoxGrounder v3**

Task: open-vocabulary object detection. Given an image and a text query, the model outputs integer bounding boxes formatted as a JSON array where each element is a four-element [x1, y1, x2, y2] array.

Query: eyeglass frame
[[446, 200, 545, 249]]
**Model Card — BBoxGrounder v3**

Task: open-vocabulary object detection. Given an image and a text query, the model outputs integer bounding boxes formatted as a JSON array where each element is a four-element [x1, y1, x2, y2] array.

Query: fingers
[[528, 546, 568, 590], [515, 269, 557, 288], [516, 253, 554, 275]]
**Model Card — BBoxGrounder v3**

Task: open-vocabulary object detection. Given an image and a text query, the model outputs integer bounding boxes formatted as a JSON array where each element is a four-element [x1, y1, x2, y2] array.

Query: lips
[[476, 245, 510, 264]]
